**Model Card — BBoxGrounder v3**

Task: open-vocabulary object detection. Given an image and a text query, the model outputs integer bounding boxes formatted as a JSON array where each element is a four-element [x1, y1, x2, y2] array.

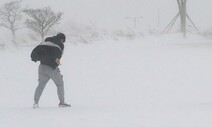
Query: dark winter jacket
[[31, 36, 64, 69]]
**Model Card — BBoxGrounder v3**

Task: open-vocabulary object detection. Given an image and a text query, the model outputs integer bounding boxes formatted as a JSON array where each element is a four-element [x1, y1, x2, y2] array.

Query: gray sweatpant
[[34, 64, 65, 104]]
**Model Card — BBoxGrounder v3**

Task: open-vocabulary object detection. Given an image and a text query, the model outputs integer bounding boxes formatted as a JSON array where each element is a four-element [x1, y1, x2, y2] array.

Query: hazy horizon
[[1, 0, 212, 32]]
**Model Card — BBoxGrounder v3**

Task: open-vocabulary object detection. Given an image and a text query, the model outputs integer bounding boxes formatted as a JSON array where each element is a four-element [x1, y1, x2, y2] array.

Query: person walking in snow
[[31, 33, 71, 108]]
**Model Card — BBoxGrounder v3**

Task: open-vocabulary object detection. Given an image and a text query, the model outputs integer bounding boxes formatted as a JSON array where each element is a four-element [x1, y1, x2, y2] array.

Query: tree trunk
[[41, 31, 45, 42], [11, 29, 18, 47]]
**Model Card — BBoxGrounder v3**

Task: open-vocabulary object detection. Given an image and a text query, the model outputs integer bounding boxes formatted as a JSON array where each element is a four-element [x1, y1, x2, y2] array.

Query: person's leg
[[34, 65, 50, 104], [50, 67, 65, 104]]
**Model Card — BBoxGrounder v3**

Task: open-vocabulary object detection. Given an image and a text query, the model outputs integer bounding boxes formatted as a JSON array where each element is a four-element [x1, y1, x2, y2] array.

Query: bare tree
[[0, 1, 24, 43], [23, 7, 63, 41]]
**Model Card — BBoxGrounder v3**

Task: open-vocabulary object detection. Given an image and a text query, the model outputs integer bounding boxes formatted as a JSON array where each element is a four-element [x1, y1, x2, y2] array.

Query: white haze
[[1, 0, 211, 32], [0, 0, 212, 127]]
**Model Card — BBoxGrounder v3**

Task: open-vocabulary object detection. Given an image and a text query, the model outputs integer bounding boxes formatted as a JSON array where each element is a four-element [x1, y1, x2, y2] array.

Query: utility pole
[[179, 0, 187, 38], [125, 16, 143, 29], [163, 0, 198, 38], [157, 8, 161, 30]]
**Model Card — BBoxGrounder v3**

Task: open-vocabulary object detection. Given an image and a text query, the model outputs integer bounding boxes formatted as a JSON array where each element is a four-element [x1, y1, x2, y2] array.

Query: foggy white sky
[[2, 0, 212, 32]]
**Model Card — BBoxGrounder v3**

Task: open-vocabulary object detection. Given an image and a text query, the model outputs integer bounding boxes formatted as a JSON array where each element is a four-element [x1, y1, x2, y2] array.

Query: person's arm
[[54, 48, 62, 65]]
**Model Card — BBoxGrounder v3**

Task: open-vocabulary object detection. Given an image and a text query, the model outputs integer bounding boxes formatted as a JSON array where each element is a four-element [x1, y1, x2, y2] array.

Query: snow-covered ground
[[1, 35, 212, 127]]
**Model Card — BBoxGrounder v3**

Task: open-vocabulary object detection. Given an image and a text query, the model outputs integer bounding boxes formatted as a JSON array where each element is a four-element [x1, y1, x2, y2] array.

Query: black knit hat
[[56, 33, 66, 42]]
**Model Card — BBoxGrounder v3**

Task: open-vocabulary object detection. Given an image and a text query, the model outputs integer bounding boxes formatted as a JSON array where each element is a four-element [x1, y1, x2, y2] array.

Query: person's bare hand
[[55, 58, 61, 65]]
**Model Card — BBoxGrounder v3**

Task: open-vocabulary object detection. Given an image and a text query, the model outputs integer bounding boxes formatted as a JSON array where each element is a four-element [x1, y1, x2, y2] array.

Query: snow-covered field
[[1, 35, 212, 127]]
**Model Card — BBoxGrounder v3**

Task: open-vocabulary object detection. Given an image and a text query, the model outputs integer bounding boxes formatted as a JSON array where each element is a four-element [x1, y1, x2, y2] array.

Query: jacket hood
[[45, 36, 64, 51]]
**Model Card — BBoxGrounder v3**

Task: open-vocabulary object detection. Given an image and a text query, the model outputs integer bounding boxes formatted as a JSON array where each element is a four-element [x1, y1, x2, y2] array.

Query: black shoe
[[58, 103, 71, 107]]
